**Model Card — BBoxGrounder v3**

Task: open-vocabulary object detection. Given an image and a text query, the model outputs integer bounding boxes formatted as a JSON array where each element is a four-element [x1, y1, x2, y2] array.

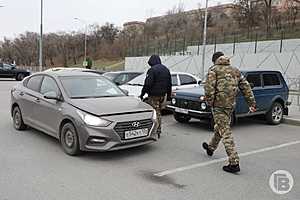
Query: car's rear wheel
[[60, 122, 81, 156], [16, 73, 25, 81], [174, 113, 191, 123], [266, 102, 283, 125], [13, 106, 27, 130]]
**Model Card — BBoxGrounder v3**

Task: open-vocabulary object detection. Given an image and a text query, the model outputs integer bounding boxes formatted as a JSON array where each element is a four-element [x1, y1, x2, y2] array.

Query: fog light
[[172, 98, 176, 105], [201, 102, 207, 110], [88, 138, 107, 145]]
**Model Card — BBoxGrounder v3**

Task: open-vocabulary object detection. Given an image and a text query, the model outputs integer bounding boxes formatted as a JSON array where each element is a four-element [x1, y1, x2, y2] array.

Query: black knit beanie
[[212, 52, 224, 63]]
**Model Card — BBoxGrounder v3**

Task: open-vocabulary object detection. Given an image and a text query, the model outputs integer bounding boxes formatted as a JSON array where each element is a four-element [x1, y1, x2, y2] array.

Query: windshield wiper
[[127, 83, 143, 86], [71, 96, 93, 99]]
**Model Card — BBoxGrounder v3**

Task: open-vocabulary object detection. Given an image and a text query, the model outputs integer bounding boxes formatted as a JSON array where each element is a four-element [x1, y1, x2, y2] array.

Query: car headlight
[[199, 96, 205, 101], [171, 98, 176, 105], [201, 102, 207, 110], [76, 110, 111, 127], [152, 110, 157, 120]]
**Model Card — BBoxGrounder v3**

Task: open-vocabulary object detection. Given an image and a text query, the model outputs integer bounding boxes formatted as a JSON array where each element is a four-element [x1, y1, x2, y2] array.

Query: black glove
[[139, 95, 144, 101], [167, 95, 171, 101]]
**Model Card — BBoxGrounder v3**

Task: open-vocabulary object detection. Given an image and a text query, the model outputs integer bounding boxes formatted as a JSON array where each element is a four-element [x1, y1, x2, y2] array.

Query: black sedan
[[0, 63, 31, 81]]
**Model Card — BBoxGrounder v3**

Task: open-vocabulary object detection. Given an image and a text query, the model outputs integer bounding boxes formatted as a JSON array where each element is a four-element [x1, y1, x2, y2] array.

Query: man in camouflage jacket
[[202, 52, 256, 173]]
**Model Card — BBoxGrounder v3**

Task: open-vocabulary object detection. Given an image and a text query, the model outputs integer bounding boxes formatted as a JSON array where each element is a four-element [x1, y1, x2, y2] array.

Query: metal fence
[[126, 28, 300, 57], [287, 77, 300, 106]]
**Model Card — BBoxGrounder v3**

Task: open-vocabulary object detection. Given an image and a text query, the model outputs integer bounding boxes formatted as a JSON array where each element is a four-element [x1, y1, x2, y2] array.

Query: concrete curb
[[283, 117, 300, 126]]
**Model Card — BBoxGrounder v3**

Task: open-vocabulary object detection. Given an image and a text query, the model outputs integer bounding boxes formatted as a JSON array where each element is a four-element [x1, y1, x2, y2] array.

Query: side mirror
[[44, 91, 61, 101], [198, 80, 202, 85], [122, 89, 129, 96], [11, 66, 16, 70]]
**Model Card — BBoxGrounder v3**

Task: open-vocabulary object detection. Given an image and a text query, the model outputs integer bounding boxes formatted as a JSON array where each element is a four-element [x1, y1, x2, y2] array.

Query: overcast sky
[[0, 0, 231, 40]]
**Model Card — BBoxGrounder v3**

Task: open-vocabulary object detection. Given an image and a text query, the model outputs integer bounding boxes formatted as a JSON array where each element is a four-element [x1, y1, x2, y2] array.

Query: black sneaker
[[202, 142, 214, 156], [223, 164, 240, 174]]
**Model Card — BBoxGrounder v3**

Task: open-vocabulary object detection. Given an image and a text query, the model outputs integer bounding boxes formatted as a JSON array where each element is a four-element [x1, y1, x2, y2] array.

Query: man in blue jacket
[[140, 55, 172, 138]]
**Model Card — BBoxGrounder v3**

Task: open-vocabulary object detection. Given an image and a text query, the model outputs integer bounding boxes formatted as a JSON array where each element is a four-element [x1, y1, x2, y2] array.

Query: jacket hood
[[215, 56, 230, 65], [69, 96, 153, 116], [148, 55, 162, 67]]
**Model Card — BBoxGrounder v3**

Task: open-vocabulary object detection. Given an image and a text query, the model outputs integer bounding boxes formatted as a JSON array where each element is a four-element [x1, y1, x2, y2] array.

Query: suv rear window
[[26, 75, 43, 92], [172, 75, 178, 86], [263, 74, 280, 86], [246, 74, 261, 88]]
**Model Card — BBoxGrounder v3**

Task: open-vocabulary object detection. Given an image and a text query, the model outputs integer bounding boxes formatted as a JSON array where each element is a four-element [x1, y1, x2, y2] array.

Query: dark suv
[[167, 70, 290, 127], [0, 63, 31, 81]]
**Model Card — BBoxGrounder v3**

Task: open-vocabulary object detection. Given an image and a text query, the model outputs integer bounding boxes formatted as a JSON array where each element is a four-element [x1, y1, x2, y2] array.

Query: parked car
[[120, 72, 201, 103], [167, 70, 290, 128], [0, 63, 31, 81], [11, 71, 159, 155], [103, 71, 143, 85]]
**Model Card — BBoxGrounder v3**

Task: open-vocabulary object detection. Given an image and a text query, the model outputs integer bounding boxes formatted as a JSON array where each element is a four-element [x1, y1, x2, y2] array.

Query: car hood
[[175, 86, 205, 98], [69, 96, 153, 116]]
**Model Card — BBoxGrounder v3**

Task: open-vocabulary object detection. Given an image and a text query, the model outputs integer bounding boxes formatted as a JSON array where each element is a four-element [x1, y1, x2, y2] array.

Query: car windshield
[[60, 76, 125, 99], [103, 72, 119, 80], [126, 73, 146, 86]]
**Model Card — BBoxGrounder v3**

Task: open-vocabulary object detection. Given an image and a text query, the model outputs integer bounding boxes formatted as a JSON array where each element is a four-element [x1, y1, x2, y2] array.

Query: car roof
[[104, 71, 142, 74], [36, 70, 101, 78], [241, 69, 282, 74]]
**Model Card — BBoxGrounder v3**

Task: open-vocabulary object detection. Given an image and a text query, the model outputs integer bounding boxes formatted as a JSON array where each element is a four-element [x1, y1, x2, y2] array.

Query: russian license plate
[[175, 107, 189, 114], [125, 128, 149, 139]]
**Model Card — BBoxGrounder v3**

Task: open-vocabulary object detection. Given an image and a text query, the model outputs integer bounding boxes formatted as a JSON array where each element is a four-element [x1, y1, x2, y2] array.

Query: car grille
[[114, 119, 153, 140], [175, 98, 202, 111]]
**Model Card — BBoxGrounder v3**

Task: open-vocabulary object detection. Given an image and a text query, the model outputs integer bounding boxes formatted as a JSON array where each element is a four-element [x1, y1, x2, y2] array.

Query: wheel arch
[[59, 117, 77, 140], [11, 103, 19, 117]]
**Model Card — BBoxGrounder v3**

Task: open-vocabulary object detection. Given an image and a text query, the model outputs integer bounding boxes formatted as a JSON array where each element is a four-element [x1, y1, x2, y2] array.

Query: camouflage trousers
[[209, 107, 240, 165], [145, 96, 165, 134]]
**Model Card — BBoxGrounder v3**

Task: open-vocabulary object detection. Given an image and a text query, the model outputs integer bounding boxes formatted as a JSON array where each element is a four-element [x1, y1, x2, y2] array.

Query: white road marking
[[154, 140, 300, 177]]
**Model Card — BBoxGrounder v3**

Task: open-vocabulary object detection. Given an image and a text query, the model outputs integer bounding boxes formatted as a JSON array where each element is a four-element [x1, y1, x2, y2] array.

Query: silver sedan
[[11, 71, 159, 155]]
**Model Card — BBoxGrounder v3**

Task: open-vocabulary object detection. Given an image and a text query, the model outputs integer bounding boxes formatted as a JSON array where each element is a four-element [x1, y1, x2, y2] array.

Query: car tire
[[266, 102, 283, 125], [13, 106, 27, 130], [60, 122, 81, 156], [174, 113, 191, 123], [16, 73, 25, 81]]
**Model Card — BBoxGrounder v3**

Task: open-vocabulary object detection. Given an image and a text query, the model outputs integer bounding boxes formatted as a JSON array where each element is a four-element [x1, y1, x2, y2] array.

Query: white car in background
[[120, 72, 201, 107]]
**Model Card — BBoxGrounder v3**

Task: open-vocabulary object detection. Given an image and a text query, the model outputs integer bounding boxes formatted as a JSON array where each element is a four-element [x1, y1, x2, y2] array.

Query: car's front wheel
[[60, 122, 81, 156], [12, 106, 27, 130], [266, 102, 283, 125], [16, 73, 25, 81], [174, 113, 191, 123]]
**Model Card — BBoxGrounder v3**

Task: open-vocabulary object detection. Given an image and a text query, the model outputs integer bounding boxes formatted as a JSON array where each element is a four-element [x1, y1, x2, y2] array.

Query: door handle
[[35, 98, 40, 103]]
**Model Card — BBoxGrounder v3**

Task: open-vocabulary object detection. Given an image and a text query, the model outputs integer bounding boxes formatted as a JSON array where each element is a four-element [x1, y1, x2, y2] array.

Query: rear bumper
[[166, 105, 212, 119]]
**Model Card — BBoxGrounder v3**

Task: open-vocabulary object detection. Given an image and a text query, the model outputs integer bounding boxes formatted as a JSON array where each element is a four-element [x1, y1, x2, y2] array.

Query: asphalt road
[[0, 79, 299, 200]]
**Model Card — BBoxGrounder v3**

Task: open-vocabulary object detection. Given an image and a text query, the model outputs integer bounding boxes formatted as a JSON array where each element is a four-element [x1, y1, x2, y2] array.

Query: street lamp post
[[74, 18, 87, 65], [39, 0, 43, 72], [201, 0, 209, 80]]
